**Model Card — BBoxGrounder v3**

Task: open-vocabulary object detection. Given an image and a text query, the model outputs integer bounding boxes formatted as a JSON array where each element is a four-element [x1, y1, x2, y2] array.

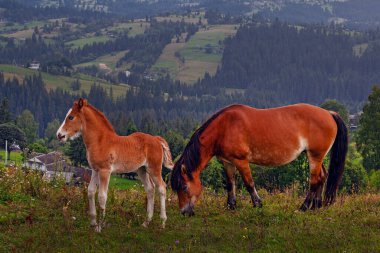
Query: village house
[[25, 151, 91, 184]]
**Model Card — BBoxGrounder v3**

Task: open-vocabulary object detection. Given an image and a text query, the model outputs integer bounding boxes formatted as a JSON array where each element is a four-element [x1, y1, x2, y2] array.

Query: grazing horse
[[171, 104, 348, 215], [57, 98, 174, 231]]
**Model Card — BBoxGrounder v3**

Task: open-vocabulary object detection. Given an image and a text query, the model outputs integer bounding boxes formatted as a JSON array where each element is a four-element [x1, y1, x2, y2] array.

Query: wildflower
[[175, 240, 180, 244]]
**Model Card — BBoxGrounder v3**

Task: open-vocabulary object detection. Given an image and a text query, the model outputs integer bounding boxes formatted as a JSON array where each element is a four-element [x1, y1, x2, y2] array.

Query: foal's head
[[56, 98, 87, 142], [171, 159, 203, 216]]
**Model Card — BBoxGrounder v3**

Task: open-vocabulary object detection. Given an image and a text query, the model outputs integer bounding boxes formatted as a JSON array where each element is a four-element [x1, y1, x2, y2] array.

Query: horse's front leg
[[96, 169, 111, 232], [234, 160, 263, 208], [223, 161, 237, 209], [88, 170, 98, 227]]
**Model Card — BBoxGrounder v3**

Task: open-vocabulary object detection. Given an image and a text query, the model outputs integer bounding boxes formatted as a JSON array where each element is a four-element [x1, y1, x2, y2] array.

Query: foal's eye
[[68, 116, 74, 120]]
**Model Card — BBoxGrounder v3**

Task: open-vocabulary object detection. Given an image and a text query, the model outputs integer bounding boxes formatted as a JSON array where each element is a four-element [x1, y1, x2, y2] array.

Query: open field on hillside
[[0, 64, 129, 98], [151, 25, 237, 84], [0, 150, 23, 166], [74, 50, 129, 71], [0, 168, 379, 252], [106, 21, 150, 37], [65, 35, 114, 49]]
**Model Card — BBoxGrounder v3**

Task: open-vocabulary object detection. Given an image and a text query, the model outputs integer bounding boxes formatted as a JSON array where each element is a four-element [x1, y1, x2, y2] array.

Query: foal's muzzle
[[181, 204, 195, 216], [57, 133, 65, 141]]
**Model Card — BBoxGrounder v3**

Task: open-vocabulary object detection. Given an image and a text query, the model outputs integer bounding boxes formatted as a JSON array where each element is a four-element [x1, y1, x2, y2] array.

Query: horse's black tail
[[324, 112, 348, 206]]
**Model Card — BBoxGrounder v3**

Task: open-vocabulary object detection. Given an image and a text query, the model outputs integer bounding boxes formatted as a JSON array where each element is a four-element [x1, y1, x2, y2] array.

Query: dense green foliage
[[357, 86, 380, 171]]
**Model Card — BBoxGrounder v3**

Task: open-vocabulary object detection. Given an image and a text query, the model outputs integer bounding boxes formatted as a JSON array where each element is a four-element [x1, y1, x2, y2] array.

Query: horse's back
[[209, 103, 337, 166]]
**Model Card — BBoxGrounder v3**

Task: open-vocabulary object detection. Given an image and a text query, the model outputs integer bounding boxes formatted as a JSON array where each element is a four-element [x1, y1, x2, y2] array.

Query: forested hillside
[[196, 22, 380, 109]]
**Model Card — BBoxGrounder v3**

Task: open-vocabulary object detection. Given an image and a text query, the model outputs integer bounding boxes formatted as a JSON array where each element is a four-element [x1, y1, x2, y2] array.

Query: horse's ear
[[181, 164, 187, 175], [77, 98, 88, 110]]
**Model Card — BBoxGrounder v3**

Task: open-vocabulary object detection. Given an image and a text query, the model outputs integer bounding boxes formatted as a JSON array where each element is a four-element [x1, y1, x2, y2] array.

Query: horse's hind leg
[[137, 167, 155, 227], [300, 153, 326, 211], [149, 169, 167, 228], [234, 160, 262, 208], [96, 169, 111, 232], [223, 161, 237, 209]]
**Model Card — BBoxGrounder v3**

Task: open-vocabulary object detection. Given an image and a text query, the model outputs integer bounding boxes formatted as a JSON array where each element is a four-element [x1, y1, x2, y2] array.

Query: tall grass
[[0, 167, 379, 252]]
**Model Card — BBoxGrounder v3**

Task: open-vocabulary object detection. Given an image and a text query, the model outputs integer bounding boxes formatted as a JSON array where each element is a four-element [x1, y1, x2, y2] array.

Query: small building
[[29, 62, 40, 70], [25, 151, 91, 184]]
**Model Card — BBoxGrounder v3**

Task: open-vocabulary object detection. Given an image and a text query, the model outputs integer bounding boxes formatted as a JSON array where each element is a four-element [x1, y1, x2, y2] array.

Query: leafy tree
[[64, 137, 88, 167], [200, 158, 225, 192], [16, 110, 39, 144], [44, 119, 61, 149], [320, 99, 349, 124], [369, 170, 380, 191], [0, 98, 11, 124], [357, 86, 380, 171], [340, 143, 368, 193], [28, 141, 48, 154], [164, 130, 186, 159], [0, 123, 26, 158]]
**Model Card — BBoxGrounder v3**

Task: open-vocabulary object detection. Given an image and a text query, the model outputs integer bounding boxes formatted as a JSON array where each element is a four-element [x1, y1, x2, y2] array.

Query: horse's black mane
[[171, 104, 241, 191]]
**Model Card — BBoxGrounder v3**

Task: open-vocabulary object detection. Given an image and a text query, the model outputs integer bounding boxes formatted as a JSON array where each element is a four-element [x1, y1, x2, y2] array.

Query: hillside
[[0, 64, 129, 98]]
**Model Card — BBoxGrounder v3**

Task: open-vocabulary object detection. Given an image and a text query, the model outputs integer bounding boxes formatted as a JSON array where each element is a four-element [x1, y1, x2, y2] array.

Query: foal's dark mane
[[171, 104, 242, 191], [87, 104, 115, 132]]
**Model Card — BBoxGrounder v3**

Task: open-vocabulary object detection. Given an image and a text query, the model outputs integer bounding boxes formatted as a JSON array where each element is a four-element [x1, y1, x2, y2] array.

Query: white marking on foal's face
[[56, 108, 82, 142]]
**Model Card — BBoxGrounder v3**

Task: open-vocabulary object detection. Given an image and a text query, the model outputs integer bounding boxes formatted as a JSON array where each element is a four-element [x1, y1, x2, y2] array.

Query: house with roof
[[25, 151, 91, 184]]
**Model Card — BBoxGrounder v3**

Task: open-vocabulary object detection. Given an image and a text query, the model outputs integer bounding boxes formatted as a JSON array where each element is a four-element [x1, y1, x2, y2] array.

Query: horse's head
[[56, 98, 87, 142], [171, 159, 202, 216]]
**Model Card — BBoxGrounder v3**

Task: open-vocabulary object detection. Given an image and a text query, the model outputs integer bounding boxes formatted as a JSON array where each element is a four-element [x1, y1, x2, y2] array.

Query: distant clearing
[[107, 21, 149, 37], [75, 50, 129, 71], [151, 25, 237, 84], [0, 64, 129, 98], [66, 35, 114, 49]]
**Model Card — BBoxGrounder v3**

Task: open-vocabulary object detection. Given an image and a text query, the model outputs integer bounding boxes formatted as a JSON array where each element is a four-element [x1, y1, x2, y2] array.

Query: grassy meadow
[[0, 167, 379, 253], [151, 25, 238, 84]]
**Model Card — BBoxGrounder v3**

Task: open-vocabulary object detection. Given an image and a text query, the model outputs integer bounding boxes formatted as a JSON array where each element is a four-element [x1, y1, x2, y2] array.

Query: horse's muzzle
[[57, 133, 66, 141], [181, 204, 195, 216]]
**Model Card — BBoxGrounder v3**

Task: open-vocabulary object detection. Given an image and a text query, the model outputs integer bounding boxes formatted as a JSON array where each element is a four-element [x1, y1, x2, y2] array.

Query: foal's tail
[[324, 112, 348, 206], [156, 136, 174, 170]]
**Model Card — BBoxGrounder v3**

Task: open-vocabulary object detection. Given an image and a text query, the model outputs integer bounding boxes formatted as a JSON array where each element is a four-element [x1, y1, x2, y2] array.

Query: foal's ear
[[77, 98, 88, 110]]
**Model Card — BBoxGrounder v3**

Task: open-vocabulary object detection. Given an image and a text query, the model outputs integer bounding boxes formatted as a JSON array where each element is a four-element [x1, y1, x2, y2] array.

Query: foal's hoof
[[142, 221, 150, 228], [94, 225, 102, 233]]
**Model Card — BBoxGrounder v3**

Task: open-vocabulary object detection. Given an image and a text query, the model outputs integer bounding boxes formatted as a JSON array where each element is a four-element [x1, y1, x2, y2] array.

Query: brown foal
[[57, 98, 173, 231]]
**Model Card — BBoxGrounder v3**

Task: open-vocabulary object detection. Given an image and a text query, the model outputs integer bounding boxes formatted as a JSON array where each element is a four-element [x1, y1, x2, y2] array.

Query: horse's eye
[[182, 184, 188, 193], [68, 116, 74, 121]]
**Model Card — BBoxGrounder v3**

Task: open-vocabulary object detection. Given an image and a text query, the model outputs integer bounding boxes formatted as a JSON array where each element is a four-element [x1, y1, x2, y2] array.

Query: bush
[[369, 170, 380, 191]]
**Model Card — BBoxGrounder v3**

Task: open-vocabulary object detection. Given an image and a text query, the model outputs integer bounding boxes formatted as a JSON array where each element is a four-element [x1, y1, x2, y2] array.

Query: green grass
[[0, 150, 23, 166], [0, 64, 129, 98], [0, 169, 379, 252], [109, 176, 141, 190], [66, 36, 114, 49]]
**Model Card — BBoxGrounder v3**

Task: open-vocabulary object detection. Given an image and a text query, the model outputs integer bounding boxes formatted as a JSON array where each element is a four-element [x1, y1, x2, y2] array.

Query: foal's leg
[[149, 170, 167, 228], [88, 170, 99, 227], [300, 153, 326, 211], [137, 167, 155, 227], [223, 161, 237, 209], [234, 160, 262, 208], [96, 169, 111, 232]]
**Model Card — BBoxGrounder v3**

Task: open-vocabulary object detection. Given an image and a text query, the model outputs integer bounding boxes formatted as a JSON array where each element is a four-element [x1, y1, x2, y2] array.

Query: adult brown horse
[[57, 98, 174, 231], [171, 103, 348, 215]]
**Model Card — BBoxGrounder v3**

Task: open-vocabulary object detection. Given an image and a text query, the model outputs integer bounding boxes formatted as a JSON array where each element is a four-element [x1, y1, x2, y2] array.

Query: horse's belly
[[249, 146, 304, 167], [111, 162, 143, 174]]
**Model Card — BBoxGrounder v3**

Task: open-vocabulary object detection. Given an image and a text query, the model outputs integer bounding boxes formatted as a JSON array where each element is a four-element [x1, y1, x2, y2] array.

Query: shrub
[[369, 170, 380, 191]]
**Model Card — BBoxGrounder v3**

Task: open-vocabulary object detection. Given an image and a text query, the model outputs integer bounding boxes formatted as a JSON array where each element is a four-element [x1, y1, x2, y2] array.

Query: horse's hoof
[[94, 225, 102, 233], [142, 221, 150, 228], [299, 204, 308, 212], [253, 199, 263, 208]]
